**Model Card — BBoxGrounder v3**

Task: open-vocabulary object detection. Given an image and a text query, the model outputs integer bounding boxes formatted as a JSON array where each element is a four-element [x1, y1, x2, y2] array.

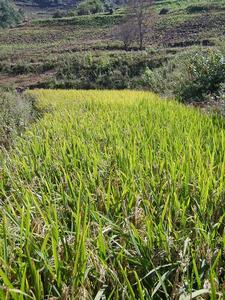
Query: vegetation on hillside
[[143, 49, 225, 102], [116, 0, 156, 50], [24, 47, 223, 106], [1, 0, 225, 98], [52, 51, 167, 89], [0, 0, 23, 28], [77, 0, 104, 15]]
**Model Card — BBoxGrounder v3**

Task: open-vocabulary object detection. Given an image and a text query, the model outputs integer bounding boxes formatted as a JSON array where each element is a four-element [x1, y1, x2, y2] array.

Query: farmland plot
[[0, 90, 224, 299]]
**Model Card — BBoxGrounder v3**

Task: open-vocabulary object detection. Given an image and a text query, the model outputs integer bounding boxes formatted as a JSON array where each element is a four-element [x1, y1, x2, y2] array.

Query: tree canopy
[[0, 0, 23, 28], [77, 0, 104, 15]]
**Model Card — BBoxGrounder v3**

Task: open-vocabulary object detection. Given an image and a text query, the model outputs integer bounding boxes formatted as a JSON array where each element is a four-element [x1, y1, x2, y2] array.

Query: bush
[[55, 51, 167, 90], [77, 0, 104, 16], [176, 50, 225, 102], [186, 4, 222, 14], [159, 8, 169, 15], [0, 0, 23, 28], [52, 11, 66, 19], [142, 67, 167, 94], [142, 49, 225, 102], [186, 5, 209, 14], [0, 90, 38, 149]]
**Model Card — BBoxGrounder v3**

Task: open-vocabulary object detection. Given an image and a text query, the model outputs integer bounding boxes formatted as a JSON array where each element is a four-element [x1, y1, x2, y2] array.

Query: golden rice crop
[[0, 90, 224, 299]]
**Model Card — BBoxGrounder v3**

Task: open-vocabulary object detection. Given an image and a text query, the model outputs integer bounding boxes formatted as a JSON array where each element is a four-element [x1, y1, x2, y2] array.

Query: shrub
[[142, 67, 167, 94], [0, 0, 23, 28], [176, 50, 225, 102], [56, 52, 166, 90], [186, 4, 222, 14], [142, 49, 225, 102], [52, 11, 66, 19], [159, 8, 169, 15], [77, 0, 104, 16], [186, 5, 209, 14]]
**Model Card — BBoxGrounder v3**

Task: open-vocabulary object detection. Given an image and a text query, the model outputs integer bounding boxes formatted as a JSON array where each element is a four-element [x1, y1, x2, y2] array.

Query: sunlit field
[[0, 90, 224, 299]]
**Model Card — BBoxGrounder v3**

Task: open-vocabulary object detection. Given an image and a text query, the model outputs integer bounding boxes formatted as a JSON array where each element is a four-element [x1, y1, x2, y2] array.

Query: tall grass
[[0, 90, 224, 299]]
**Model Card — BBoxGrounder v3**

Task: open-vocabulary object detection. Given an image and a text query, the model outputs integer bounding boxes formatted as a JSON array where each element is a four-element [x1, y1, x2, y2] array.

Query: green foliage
[[55, 52, 166, 89], [176, 50, 225, 101], [0, 59, 55, 76], [143, 49, 225, 102], [159, 7, 169, 15], [186, 3, 225, 14], [34, 12, 122, 27], [77, 0, 104, 15], [142, 66, 167, 94], [186, 4, 210, 13], [0, 0, 23, 28], [52, 10, 66, 19]]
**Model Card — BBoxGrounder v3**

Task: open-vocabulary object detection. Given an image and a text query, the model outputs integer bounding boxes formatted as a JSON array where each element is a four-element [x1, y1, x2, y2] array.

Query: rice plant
[[0, 90, 224, 299]]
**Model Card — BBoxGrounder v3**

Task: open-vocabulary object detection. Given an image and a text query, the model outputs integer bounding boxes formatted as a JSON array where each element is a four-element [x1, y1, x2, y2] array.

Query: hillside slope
[[0, 0, 225, 89]]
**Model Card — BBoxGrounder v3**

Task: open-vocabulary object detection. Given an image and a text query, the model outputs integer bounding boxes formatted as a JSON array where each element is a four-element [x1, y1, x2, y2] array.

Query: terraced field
[[1, 1, 225, 89], [0, 90, 224, 299]]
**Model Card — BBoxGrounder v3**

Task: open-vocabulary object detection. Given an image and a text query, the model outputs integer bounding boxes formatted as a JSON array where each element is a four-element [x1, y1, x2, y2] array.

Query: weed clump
[[0, 89, 39, 148]]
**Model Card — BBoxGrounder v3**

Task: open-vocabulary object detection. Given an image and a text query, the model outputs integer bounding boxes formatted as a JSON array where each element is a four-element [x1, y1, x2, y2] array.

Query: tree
[[117, 0, 156, 50], [77, 0, 104, 15], [0, 0, 23, 28], [115, 17, 136, 50]]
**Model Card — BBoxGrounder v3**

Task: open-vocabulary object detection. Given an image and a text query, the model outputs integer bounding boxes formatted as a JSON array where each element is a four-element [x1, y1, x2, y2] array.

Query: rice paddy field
[[0, 90, 225, 299]]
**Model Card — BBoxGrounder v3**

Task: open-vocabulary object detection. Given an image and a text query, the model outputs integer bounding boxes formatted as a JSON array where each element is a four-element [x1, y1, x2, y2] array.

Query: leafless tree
[[115, 18, 136, 50], [130, 0, 156, 50], [116, 0, 156, 50]]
